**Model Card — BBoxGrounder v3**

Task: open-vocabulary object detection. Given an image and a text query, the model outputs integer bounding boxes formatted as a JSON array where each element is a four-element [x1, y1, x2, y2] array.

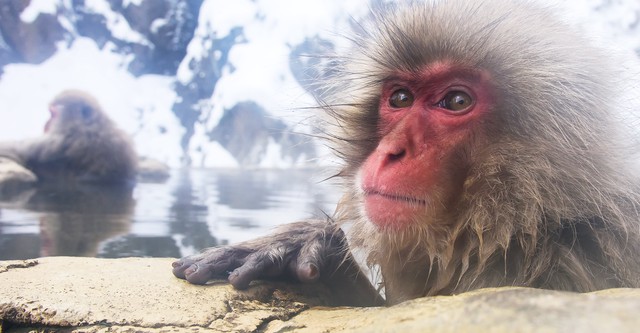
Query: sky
[[0, 0, 638, 168]]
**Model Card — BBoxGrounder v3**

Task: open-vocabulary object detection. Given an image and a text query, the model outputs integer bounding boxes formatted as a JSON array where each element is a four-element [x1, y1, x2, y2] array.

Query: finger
[[173, 247, 246, 282], [294, 237, 325, 282], [228, 252, 279, 289], [183, 263, 217, 285], [171, 250, 221, 279], [172, 258, 196, 279], [293, 259, 320, 283]]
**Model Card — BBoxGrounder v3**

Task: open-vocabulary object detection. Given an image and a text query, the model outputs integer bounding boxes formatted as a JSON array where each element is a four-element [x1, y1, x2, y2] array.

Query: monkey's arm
[[0, 136, 64, 165], [0, 141, 28, 163], [172, 220, 384, 306]]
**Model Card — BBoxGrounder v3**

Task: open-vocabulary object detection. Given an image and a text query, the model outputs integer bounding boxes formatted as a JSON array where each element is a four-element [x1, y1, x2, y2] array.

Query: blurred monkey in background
[[0, 90, 137, 185]]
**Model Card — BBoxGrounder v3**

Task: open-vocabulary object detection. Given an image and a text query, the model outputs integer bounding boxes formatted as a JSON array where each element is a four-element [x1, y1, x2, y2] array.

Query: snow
[[123, 0, 144, 8], [2, 0, 639, 169], [20, 0, 59, 23], [260, 138, 292, 169], [21, 0, 150, 44], [85, 0, 151, 45], [181, 0, 373, 167], [190, 135, 239, 168], [200, 0, 370, 118], [150, 18, 168, 35]]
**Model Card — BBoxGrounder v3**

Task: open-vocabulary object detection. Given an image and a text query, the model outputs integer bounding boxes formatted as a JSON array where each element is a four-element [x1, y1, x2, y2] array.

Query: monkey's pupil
[[390, 89, 414, 108]]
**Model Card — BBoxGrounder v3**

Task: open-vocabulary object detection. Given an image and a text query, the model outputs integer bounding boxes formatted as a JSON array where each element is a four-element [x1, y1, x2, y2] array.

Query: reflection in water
[[0, 169, 340, 260], [0, 183, 134, 259]]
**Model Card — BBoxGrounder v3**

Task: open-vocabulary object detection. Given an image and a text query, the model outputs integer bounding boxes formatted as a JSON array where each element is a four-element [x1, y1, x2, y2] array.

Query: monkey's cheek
[[363, 194, 424, 230]]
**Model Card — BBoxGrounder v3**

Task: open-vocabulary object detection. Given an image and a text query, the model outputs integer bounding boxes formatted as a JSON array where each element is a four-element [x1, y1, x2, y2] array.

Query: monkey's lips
[[363, 189, 427, 230]]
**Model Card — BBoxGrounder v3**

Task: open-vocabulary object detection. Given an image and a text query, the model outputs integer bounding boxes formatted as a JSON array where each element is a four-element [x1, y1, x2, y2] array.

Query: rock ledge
[[1, 257, 639, 332]]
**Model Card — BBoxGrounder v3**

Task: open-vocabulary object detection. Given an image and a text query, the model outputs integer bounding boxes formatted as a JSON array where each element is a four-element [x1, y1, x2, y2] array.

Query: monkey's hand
[[172, 220, 383, 306]]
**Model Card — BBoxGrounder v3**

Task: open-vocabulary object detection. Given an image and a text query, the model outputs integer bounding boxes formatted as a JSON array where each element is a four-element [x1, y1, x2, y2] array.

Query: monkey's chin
[[363, 192, 426, 230]]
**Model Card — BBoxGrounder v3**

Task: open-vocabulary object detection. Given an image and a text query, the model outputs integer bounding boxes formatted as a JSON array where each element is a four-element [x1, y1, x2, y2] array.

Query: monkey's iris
[[389, 89, 414, 108]]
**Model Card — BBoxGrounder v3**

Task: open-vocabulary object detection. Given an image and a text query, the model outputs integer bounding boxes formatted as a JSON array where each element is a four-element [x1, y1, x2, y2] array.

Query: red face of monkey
[[359, 62, 495, 230], [44, 104, 62, 132]]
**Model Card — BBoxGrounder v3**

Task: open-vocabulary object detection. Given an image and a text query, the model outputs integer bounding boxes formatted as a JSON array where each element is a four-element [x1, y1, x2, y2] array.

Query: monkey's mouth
[[364, 190, 427, 206], [363, 189, 428, 229]]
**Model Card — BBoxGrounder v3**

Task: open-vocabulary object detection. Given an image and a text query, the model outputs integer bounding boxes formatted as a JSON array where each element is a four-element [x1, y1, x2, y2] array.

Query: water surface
[[0, 169, 341, 260]]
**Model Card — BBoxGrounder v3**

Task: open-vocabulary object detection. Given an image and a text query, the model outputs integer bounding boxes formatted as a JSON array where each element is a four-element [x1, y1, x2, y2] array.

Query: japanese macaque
[[173, 0, 640, 306], [0, 90, 137, 185]]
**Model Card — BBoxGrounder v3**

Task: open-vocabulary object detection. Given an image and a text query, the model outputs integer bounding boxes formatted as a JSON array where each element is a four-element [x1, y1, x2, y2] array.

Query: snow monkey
[[0, 90, 137, 185], [173, 0, 640, 306]]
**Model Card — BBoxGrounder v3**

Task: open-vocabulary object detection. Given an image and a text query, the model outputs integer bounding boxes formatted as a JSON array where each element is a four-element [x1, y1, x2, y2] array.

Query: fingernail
[[185, 263, 199, 275], [306, 263, 319, 278]]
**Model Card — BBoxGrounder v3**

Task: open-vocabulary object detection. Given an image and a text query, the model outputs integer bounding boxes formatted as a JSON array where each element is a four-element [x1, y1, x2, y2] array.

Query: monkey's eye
[[80, 106, 93, 119], [389, 89, 414, 108], [438, 91, 473, 112]]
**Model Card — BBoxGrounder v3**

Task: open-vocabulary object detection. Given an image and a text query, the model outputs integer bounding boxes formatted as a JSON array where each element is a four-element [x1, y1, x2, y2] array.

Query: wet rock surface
[[136, 156, 171, 182], [1, 257, 639, 332]]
